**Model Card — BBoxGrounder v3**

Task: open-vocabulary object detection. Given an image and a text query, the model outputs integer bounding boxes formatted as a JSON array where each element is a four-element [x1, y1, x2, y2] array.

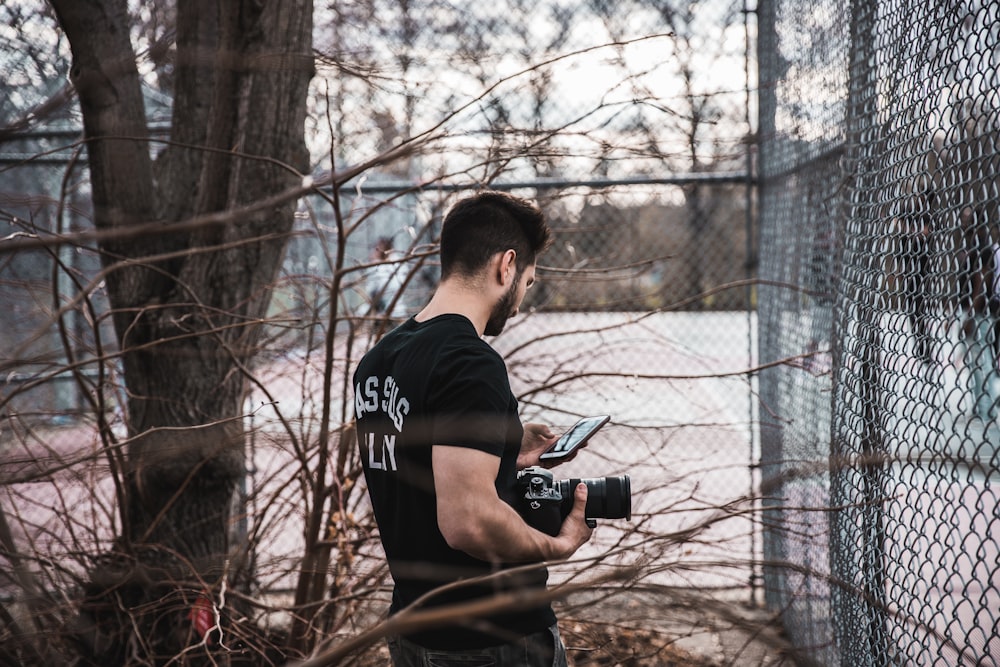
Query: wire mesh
[[253, 179, 759, 594], [759, 0, 1000, 664]]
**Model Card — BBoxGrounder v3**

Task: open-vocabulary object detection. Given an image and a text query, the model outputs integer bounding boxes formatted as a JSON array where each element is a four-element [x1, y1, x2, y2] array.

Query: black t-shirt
[[353, 314, 555, 649]]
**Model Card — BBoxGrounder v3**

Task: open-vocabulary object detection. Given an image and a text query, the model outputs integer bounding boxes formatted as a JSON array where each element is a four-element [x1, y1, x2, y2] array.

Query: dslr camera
[[515, 466, 631, 536]]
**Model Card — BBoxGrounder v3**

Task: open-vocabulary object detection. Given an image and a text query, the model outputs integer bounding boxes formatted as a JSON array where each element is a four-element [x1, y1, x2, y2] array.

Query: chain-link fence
[[243, 0, 761, 618], [759, 0, 1000, 664]]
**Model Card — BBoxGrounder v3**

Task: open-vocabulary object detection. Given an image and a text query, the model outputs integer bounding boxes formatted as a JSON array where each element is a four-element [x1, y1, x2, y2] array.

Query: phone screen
[[539, 415, 610, 460]]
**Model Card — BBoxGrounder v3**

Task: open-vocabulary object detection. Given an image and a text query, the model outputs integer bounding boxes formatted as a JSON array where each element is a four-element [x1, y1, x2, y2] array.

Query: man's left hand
[[517, 422, 558, 469]]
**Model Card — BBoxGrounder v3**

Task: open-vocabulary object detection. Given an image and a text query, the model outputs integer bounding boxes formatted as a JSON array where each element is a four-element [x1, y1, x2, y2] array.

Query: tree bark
[[48, 0, 313, 661]]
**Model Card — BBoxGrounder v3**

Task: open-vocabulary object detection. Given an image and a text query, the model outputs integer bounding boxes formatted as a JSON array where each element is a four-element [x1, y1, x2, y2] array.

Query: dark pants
[[387, 624, 567, 667], [904, 262, 933, 363]]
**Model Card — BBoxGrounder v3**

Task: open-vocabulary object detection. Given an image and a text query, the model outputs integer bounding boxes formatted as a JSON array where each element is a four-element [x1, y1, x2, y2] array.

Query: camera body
[[515, 466, 631, 536]]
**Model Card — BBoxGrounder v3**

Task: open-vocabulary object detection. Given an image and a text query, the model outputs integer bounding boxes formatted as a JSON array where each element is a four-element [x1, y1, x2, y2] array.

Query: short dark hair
[[439, 191, 552, 279]]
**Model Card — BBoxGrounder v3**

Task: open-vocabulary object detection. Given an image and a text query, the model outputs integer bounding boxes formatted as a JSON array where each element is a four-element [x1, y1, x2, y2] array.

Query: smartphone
[[539, 415, 610, 461]]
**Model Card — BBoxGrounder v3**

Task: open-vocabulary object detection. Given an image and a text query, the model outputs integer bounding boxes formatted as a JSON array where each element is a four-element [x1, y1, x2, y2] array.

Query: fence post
[[830, 0, 891, 663]]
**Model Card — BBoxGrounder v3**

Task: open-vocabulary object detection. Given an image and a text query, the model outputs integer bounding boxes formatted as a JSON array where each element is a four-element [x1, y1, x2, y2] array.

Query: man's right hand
[[553, 482, 594, 558]]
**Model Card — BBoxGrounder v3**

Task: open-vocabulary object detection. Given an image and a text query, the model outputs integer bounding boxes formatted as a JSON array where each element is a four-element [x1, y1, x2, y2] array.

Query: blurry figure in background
[[367, 236, 407, 320], [957, 204, 1000, 419], [899, 204, 934, 366]]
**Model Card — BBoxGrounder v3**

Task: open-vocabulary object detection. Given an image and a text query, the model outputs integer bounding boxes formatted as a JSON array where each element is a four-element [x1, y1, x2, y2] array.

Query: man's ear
[[497, 249, 517, 286]]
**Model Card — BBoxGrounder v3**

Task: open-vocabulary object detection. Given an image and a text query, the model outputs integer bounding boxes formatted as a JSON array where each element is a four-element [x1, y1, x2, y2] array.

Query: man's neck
[[416, 281, 490, 336]]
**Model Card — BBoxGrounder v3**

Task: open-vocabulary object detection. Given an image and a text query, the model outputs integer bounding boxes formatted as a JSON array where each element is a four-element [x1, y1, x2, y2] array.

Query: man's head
[[438, 191, 553, 335], [440, 191, 552, 279], [372, 236, 395, 261]]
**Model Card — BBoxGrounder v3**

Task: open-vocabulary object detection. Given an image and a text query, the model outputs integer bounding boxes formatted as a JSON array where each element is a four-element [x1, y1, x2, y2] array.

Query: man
[[898, 204, 933, 365], [366, 235, 407, 319], [352, 190, 593, 666], [958, 204, 1000, 419]]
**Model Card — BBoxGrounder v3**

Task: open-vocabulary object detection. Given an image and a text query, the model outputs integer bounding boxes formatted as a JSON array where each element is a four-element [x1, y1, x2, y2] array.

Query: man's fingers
[[572, 483, 588, 515], [554, 483, 592, 556]]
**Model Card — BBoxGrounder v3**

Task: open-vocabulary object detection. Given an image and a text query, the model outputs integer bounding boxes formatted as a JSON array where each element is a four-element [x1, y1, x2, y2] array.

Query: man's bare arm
[[433, 445, 592, 563]]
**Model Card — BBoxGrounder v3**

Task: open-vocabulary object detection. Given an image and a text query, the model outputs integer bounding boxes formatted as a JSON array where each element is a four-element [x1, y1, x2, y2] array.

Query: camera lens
[[558, 475, 631, 521]]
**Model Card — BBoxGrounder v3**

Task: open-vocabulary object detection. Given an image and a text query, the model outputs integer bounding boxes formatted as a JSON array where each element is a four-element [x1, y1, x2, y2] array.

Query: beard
[[484, 280, 519, 336]]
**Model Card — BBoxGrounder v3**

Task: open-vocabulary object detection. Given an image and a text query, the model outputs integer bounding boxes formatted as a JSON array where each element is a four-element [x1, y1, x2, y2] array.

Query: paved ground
[[559, 589, 798, 667]]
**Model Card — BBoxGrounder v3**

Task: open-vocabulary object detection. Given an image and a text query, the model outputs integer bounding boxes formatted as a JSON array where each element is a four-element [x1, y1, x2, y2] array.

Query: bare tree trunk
[[48, 0, 313, 662]]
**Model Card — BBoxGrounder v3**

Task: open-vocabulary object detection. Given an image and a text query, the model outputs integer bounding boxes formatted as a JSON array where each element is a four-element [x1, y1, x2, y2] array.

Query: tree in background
[[10, 0, 314, 662]]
